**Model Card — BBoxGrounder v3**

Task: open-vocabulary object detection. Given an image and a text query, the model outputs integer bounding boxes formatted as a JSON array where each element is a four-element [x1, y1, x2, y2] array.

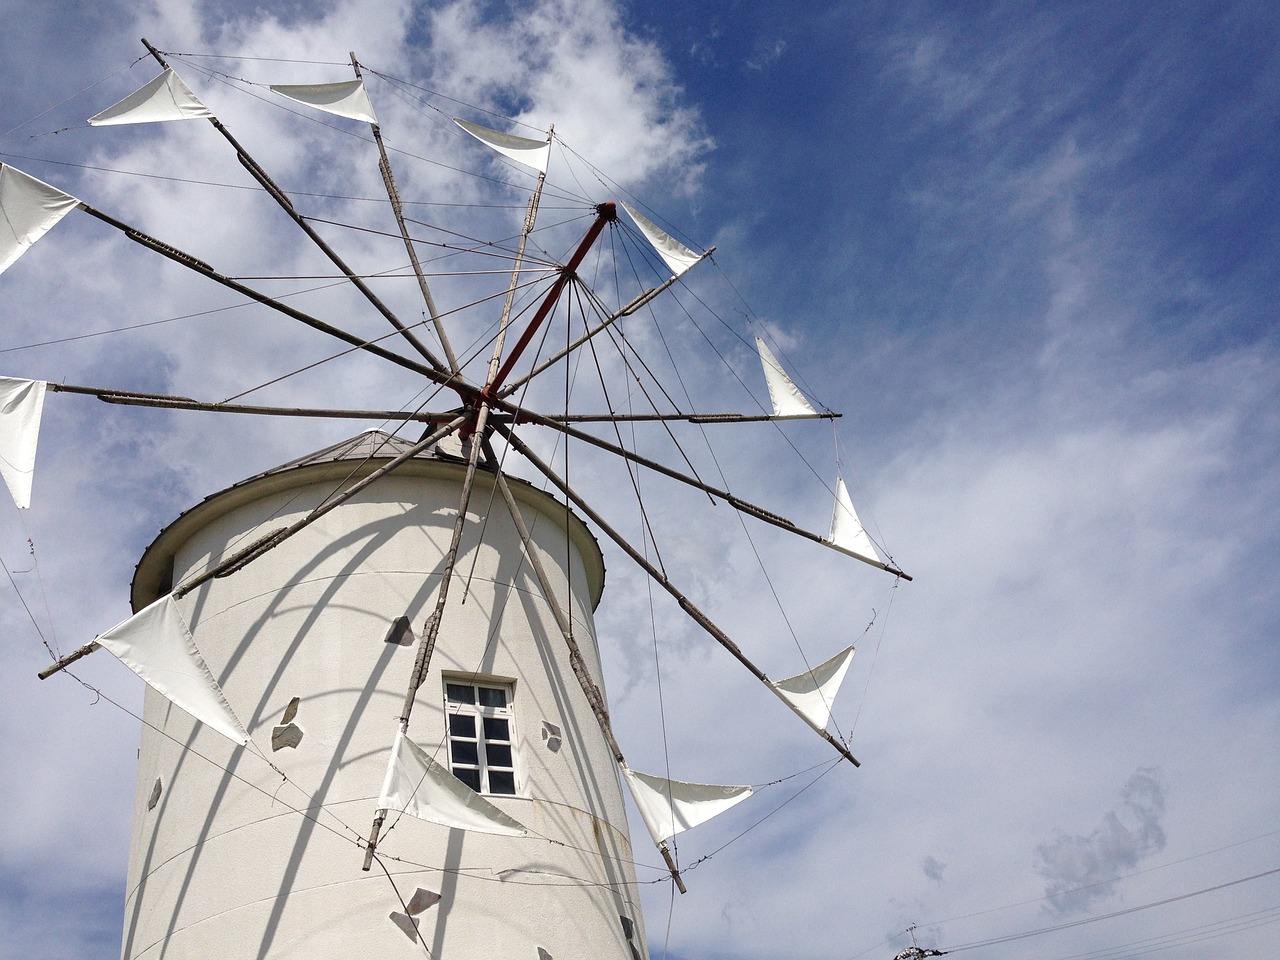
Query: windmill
[[2, 39, 909, 958]]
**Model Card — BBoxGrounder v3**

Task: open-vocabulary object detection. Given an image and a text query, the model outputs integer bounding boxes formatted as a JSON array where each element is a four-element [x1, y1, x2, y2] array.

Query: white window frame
[[442, 676, 518, 796]]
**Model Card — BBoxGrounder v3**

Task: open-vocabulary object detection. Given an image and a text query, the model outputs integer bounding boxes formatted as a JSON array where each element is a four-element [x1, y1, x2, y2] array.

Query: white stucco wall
[[121, 452, 646, 960]]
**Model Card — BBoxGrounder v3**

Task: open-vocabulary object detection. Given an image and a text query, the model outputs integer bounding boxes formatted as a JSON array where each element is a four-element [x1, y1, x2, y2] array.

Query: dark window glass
[[446, 683, 475, 704], [449, 714, 476, 738], [488, 771, 516, 794], [485, 743, 513, 767], [483, 717, 509, 741], [455, 768, 482, 792], [451, 741, 478, 766], [478, 686, 507, 708]]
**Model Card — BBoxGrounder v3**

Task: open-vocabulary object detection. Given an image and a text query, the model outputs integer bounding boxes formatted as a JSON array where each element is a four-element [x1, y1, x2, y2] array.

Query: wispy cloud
[[1034, 768, 1168, 914]]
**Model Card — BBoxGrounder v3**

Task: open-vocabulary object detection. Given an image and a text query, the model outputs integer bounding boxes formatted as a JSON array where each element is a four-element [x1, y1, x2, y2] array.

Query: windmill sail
[[269, 80, 378, 124], [622, 766, 753, 845], [87, 67, 213, 125], [768, 644, 856, 734], [826, 476, 880, 563], [95, 595, 250, 745], [756, 337, 818, 417], [620, 200, 704, 277], [0, 165, 83, 275], [378, 728, 529, 836], [454, 117, 550, 173], [0, 377, 46, 509]]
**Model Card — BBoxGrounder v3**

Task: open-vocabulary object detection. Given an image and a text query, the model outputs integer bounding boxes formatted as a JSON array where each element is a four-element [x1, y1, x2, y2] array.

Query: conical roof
[[130, 428, 602, 611], [247, 428, 463, 479]]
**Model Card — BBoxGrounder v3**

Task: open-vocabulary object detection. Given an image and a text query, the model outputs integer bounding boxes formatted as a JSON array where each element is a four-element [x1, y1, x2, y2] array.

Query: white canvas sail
[[0, 164, 83, 275], [620, 201, 703, 277], [95, 595, 250, 745], [453, 117, 550, 173], [377, 728, 528, 836], [622, 766, 752, 846], [0, 376, 46, 509], [269, 80, 378, 124], [88, 67, 213, 125], [756, 337, 817, 417], [768, 644, 856, 734], [826, 476, 880, 563]]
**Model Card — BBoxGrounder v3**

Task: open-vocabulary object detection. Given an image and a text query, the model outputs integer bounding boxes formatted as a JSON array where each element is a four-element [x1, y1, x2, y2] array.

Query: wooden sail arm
[[364, 407, 494, 870], [350, 52, 462, 376], [502, 408, 911, 581], [398, 407, 493, 725], [483, 137, 551, 400], [48, 383, 467, 423], [532, 411, 841, 424], [493, 422, 861, 767], [481, 442, 686, 894], [139, 39, 450, 376], [483, 203, 617, 398], [74, 202, 484, 404], [497, 247, 714, 400]]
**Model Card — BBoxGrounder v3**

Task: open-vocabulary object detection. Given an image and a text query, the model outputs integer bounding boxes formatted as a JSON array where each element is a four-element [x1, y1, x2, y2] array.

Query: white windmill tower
[[116, 429, 645, 958], [4, 39, 909, 959]]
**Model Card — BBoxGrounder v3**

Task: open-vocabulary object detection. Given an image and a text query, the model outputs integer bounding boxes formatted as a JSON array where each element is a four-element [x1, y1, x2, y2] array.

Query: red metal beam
[[482, 203, 617, 400]]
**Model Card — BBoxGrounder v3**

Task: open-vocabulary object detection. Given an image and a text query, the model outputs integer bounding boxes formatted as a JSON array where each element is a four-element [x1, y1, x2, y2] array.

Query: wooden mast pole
[[350, 52, 462, 376], [497, 248, 713, 399]]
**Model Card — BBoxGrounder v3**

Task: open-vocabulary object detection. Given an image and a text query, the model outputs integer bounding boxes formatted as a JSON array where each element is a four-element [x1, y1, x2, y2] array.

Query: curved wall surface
[[121, 452, 645, 960]]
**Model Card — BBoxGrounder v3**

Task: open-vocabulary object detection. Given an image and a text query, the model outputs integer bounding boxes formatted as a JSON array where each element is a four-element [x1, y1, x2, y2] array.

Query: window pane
[[488, 770, 516, 794], [477, 686, 507, 708], [446, 683, 474, 704], [455, 768, 481, 792], [449, 714, 476, 738], [451, 741, 478, 766], [485, 743, 512, 768], [483, 717, 509, 741]]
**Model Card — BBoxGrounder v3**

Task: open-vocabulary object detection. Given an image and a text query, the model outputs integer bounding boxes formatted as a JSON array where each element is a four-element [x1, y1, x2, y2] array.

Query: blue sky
[[2, 1, 1278, 958]]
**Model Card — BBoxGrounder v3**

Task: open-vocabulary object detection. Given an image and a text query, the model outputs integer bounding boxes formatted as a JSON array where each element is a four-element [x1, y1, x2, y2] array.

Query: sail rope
[[0, 56, 145, 141], [597, 223, 869, 746], [1, 539, 61, 660], [682, 758, 845, 874], [850, 582, 898, 736], [51, 666, 370, 849]]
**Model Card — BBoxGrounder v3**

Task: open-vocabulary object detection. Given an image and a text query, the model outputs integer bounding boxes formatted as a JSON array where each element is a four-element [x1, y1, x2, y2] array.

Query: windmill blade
[[269, 78, 377, 123], [509, 406, 910, 579], [0, 163, 84, 275], [132, 40, 448, 373], [0, 376, 46, 509], [49, 381, 466, 423], [73, 200, 470, 399], [87, 66, 213, 125], [349, 54, 461, 374], [495, 421, 860, 767]]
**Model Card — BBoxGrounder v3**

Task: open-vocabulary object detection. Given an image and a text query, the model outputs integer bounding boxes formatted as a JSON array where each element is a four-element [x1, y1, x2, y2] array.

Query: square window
[[483, 717, 509, 740], [443, 678, 517, 796], [446, 683, 475, 705], [478, 686, 507, 708], [449, 714, 476, 738]]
